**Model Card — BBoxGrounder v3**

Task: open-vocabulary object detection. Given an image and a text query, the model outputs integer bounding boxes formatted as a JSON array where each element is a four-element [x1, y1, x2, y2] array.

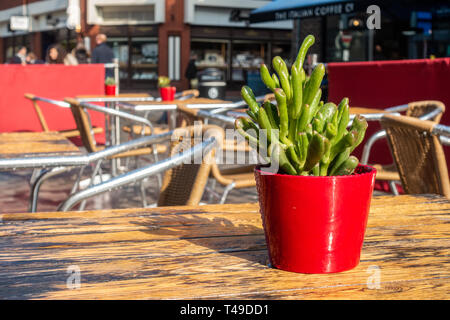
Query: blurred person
[[185, 53, 198, 89], [374, 44, 386, 61], [91, 33, 114, 78], [25, 52, 45, 64], [9, 46, 27, 65], [73, 43, 89, 64], [46, 44, 77, 65]]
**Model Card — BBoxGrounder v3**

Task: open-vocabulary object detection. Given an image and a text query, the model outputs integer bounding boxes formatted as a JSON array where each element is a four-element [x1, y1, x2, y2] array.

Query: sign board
[[10, 16, 30, 31], [250, 1, 356, 23]]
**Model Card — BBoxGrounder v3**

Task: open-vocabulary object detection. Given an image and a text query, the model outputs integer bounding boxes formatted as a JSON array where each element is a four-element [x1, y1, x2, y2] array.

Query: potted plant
[[158, 76, 176, 101], [235, 35, 376, 274], [105, 77, 116, 96]]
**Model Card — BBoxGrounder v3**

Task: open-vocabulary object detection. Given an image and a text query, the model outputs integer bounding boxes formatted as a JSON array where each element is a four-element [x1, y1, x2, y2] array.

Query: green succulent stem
[[235, 35, 367, 176]]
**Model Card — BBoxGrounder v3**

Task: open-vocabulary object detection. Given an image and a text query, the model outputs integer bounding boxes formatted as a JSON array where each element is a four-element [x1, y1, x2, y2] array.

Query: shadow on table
[[133, 211, 269, 267]]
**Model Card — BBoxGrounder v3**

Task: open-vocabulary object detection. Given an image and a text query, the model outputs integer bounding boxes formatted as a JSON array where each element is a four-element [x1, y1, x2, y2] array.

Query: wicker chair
[[58, 124, 223, 211], [176, 104, 256, 203], [25, 93, 103, 138], [362, 101, 445, 194], [157, 124, 224, 206], [381, 114, 450, 199], [64, 98, 167, 158]]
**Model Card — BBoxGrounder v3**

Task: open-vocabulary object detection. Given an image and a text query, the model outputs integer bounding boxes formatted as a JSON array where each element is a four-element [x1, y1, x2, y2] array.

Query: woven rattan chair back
[[381, 115, 450, 199], [405, 100, 445, 122], [176, 104, 202, 128], [65, 98, 99, 153], [157, 124, 224, 206]]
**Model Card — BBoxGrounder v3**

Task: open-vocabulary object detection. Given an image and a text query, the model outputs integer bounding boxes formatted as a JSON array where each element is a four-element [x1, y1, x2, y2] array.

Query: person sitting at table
[[46, 44, 78, 65], [26, 52, 45, 64], [9, 46, 27, 65]]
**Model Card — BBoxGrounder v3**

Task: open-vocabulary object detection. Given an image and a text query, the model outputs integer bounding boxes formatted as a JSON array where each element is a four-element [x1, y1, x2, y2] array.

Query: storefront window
[[190, 32, 290, 90], [108, 37, 129, 80], [191, 39, 229, 79], [271, 42, 291, 64], [4, 34, 31, 62], [231, 40, 267, 82], [325, 14, 368, 62], [108, 36, 158, 87], [130, 37, 158, 81]]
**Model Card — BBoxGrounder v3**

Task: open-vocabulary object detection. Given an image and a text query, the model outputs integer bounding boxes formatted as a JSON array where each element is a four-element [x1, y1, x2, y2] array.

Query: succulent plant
[[235, 35, 368, 176], [158, 76, 171, 88], [105, 77, 116, 85]]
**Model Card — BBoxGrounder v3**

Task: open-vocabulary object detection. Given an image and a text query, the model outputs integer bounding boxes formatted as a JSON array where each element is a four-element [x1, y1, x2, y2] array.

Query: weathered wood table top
[[0, 194, 448, 300], [0, 132, 81, 159]]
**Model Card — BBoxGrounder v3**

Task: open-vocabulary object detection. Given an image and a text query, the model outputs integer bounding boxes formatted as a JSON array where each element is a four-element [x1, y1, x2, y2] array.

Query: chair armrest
[[58, 136, 217, 211], [197, 110, 236, 126], [0, 131, 172, 170], [385, 104, 409, 113], [80, 101, 154, 133]]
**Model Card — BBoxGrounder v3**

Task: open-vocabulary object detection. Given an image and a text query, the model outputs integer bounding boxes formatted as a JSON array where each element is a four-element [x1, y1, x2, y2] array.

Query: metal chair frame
[[58, 136, 218, 211], [0, 131, 172, 212]]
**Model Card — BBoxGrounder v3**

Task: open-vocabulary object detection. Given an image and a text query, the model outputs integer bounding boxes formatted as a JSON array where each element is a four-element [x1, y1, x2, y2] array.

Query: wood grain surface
[[0, 132, 80, 158], [0, 195, 448, 300]]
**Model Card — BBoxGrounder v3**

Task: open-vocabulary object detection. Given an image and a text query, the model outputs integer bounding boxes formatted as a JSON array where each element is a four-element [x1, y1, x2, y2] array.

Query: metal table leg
[[168, 109, 177, 130], [29, 167, 72, 212], [107, 101, 117, 176], [114, 101, 121, 174]]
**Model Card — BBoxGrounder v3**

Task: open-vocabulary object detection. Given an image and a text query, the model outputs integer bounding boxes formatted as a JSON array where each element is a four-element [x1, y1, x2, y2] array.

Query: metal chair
[[157, 124, 223, 206], [381, 114, 450, 199], [175, 89, 200, 100], [64, 97, 169, 206], [176, 105, 257, 203], [24, 93, 103, 138], [0, 131, 172, 212], [58, 124, 223, 211], [121, 89, 200, 137], [64, 97, 167, 159], [361, 101, 446, 194]]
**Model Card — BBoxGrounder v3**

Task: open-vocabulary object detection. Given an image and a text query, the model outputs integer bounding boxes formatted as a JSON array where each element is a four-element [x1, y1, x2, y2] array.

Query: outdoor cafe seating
[[360, 100, 446, 194], [1, 91, 449, 300]]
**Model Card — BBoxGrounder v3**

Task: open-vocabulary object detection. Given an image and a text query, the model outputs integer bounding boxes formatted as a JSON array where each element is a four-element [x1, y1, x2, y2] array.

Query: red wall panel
[[0, 64, 105, 144], [328, 58, 450, 191]]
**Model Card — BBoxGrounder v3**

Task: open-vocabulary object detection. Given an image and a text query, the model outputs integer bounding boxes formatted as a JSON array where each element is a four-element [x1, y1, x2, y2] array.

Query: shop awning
[[250, 0, 357, 23]]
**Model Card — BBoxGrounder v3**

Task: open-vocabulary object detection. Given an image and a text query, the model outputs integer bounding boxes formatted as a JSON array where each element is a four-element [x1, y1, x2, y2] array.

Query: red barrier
[[0, 64, 106, 144], [328, 58, 450, 191]]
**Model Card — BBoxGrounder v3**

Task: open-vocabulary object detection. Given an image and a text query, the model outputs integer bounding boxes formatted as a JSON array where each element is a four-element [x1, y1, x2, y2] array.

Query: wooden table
[[0, 194, 448, 299], [0, 132, 80, 159]]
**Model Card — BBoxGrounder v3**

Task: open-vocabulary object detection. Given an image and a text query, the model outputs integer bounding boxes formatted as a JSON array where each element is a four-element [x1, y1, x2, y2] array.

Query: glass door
[[108, 37, 129, 85], [130, 37, 159, 85]]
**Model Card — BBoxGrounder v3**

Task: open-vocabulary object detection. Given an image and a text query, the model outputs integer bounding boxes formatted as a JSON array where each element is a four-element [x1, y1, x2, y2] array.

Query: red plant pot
[[254, 164, 376, 274], [160, 86, 176, 101], [105, 85, 116, 96]]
